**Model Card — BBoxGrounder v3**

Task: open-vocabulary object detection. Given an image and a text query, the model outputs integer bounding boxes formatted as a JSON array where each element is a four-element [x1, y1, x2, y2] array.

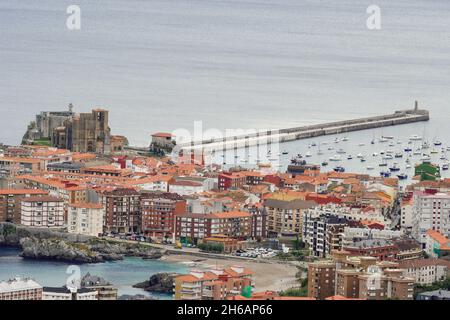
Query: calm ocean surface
[[0, 247, 188, 299], [1, 0, 450, 147]]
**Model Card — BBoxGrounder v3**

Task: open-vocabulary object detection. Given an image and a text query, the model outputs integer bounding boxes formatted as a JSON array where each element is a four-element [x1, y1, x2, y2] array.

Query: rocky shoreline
[[0, 222, 164, 263], [133, 273, 179, 294]]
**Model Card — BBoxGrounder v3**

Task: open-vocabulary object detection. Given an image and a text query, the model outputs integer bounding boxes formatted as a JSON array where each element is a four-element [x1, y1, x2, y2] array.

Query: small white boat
[[406, 164, 412, 169], [430, 149, 439, 154], [409, 134, 422, 141], [358, 143, 365, 146], [356, 153, 364, 158], [329, 155, 341, 161], [336, 148, 346, 154], [382, 135, 394, 140], [305, 151, 312, 157], [342, 137, 349, 141], [373, 152, 378, 156], [366, 166, 374, 170], [379, 137, 389, 142]]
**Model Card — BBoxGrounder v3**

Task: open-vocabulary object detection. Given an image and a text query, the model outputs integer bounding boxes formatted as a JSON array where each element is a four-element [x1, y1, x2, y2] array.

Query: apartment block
[[140, 192, 186, 239], [0, 277, 43, 300], [20, 196, 65, 228], [67, 203, 105, 236], [0, 189, 48, 223], [102, 188, 141, 234]]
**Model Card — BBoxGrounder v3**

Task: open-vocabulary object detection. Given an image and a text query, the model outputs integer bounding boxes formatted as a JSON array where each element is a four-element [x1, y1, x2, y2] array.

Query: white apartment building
[[400, 259, 450, 285], [401, 198, 414, 230], [43, 286, 98, 300], [20, 196, 65, 228], [67, 203, 105, 237], [341, 227, 403, 247], [412, 192, 450, 248]]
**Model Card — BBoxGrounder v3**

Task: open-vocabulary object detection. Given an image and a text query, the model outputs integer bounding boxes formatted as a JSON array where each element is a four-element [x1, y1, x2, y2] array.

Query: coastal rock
[[133, 273, 178, 294], [19, 237, 104, 263]]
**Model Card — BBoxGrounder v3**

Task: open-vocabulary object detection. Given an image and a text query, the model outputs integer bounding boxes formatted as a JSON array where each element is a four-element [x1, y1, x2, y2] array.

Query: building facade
[[20, 196, 65, 228]]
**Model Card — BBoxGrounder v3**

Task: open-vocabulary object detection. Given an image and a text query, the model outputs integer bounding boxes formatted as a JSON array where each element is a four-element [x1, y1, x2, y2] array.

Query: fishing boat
[[434, 140, 442, 146], [379, 162, 388, 167], [380, 150, 385, 155], [347, 155, 353, 160], [311, 142, 317, 147], [282, 151, 289, 155], [321, 161, 328, 166], [333, 166, 345, 172], [360, 157, 366, 162], [329, 155, 341, 161], [380, 171, 391, 177], [388, 142, 395, 147], [404, 147, 412, 152], [394, 152, 403, 158], [397, 173, 408, 180], [442, 163, 449, 170], [371, 139, 375, 145], [389, 164, 400, 172]]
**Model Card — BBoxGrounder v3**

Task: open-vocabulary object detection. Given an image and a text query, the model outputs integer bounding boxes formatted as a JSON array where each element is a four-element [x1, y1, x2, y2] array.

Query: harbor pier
[[178, 104, 429, 153]]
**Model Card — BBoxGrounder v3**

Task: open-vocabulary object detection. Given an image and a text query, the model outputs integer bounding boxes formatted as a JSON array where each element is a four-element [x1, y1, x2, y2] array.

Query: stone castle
[[22, 104, 128, 154]]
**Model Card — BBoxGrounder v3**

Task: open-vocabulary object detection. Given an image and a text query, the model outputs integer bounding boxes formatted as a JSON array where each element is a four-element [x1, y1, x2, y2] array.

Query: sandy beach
[[162, 254, 300, 292]]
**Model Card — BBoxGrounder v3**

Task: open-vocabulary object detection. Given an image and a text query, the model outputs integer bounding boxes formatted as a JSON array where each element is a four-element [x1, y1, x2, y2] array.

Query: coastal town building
[[42, 286, 98, 300], [81, 273, 118, 300], [20, 196, 65, 228], [0, 277, 43, 300], [67, 203, 105, 237], [0, 189, 49, 223], [309, 251, 415, 300], [174, 266, 253, 300], [264, 198, 317, 236], [102, 188, 141, 234], [175, 211, 252, 244], [411, 192, 450, 248], [399, 259, 450, 285], [140, 192, 186, 240], [424, 230, 450, 258]]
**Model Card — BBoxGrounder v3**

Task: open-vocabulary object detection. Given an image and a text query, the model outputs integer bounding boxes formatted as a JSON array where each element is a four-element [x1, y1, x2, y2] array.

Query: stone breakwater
[[0, 223, 164, 263], [177, 108, 430, 152]]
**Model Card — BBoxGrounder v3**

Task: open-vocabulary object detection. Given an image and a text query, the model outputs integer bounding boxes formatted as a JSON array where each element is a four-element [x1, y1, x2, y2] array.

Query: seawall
[[179, 108, 429, 152]]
